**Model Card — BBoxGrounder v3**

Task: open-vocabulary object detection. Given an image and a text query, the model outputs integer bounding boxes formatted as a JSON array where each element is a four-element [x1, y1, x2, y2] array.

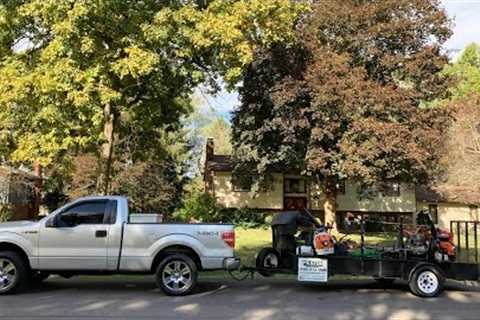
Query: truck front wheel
[[156, 254, 198, 296], [0, 251, 28, 295]]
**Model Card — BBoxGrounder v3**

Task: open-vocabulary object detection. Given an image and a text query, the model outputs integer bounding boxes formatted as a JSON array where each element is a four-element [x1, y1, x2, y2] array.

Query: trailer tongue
[[232, 209, 479, 298]]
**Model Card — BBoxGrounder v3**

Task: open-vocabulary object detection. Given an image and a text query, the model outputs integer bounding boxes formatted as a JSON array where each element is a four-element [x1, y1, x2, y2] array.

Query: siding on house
[[213, 172, 284, 210], [0, 165, 42, 221], [212, 171, 415, 213], [417, 202, 479, 229], [310, 181, 416, 213]]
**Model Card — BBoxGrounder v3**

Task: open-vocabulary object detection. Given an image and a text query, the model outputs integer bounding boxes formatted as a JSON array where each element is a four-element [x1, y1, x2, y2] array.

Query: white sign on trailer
[[297, 258, 328, 282]]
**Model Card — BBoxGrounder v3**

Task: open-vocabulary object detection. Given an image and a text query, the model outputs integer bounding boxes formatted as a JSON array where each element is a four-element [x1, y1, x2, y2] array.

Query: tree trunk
[[32, 161, 42, 219], [323, 192, 337, 229], [100, 104, 115, 195], [323, 177, 338, 231]]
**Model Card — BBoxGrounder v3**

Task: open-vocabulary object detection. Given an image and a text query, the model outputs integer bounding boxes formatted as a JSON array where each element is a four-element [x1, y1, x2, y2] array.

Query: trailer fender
[[406, 262, 444, 282]]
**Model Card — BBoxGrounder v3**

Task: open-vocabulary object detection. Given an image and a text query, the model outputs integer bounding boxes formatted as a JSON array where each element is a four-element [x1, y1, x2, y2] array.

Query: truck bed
[[118, 223, 235, 271]]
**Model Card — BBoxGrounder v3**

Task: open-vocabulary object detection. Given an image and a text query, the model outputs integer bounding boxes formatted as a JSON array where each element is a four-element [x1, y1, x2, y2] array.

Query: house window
[[428, 204, 438, 224], [284, 178, 306, 194], [381, 183, 401, 197], [335, 181, 346, 194], [232, 179, 250, 192]]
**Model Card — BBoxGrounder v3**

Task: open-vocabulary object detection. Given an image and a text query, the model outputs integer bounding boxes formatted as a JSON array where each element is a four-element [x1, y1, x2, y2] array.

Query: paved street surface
[[1, 276, 480, 320]]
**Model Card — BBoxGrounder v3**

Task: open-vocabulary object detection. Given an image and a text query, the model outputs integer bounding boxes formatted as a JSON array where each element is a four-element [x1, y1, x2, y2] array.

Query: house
[[204, 138, 479, 230], [204, 139, 416, 227], [0, 165, 42, 221], [416, 185, 479, 229]]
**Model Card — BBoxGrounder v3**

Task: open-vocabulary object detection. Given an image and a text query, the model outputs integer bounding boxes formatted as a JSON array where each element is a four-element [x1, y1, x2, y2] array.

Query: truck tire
[[156, 254, 198, 296], [256, 248, 280, 277], [0, 251, 28, 295], [409, 265, 444, 298]]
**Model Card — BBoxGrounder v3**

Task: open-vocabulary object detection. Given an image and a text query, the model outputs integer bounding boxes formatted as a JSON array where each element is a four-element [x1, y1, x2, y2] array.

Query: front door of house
[[284, 177, 308, 211]]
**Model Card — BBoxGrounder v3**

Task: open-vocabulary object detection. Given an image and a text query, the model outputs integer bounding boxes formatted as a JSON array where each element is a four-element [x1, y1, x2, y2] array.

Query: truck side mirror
[[60, 213, 78, 228]]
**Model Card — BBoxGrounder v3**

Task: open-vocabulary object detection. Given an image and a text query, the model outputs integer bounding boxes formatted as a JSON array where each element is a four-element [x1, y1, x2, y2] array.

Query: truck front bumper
[[223, 257, 241, 271]]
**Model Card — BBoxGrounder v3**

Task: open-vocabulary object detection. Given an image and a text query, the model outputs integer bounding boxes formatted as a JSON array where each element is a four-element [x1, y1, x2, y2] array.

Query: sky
[[200, 0, 480, 121]]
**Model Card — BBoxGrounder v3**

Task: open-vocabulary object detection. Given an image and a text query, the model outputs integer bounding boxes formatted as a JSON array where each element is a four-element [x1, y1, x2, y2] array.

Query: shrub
[[172, 192, 218, 222], [218, 208, 267, 228], [0, 205, 13, 222], [173, 191, 267, 228]]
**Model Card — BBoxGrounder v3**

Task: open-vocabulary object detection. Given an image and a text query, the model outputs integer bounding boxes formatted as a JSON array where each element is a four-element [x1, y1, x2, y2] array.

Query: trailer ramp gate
[[450, 220, 480, 280]]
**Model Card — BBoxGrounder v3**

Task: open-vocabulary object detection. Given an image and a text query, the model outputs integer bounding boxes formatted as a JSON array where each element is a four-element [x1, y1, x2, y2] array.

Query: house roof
[[416, 185, 480, 206], [0, 165, 42, 181], [205, 154, 233, 172]]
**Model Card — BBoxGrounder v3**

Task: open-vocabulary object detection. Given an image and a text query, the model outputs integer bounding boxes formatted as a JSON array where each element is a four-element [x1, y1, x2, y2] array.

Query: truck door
[[38, 200, 116, 270]]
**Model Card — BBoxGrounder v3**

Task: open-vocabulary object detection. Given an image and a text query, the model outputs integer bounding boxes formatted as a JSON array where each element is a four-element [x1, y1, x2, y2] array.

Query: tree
[[112, 159, 185, 215], [0, 0, 307, 194], [443, 43, 480, 98], [232, 0, 452, 228], [444, 94, 480, 188], [440, 43, 480, 189]]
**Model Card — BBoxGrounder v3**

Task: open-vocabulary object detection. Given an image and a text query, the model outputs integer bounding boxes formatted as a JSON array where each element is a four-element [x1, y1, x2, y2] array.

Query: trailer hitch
[[228, 265, 257, 281]]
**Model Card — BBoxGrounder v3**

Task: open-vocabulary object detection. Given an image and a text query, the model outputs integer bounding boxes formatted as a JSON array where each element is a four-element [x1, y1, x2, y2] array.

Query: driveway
[[1, 276, 480, 320]]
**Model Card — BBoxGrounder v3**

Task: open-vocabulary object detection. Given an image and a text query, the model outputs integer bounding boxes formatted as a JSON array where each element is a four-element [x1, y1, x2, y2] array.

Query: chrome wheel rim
[[417, 271, 439, 294], [263, 253, 279, 269], [0, 258, 17, 293], [162, 261, 192, 293]]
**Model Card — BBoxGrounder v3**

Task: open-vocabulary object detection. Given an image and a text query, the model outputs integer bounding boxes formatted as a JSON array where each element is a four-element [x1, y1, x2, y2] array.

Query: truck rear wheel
[[409, 265, 444, 298], [0, 251, 28, 295], [156, 254, 198, 296]]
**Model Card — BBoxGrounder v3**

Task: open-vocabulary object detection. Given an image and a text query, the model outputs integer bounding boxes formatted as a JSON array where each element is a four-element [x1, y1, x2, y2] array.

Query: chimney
[[206, 138, 214, 161]]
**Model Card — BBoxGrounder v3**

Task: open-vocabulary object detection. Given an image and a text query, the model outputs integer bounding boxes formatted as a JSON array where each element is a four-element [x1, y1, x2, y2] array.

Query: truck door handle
[[96, 230, 107, 238]]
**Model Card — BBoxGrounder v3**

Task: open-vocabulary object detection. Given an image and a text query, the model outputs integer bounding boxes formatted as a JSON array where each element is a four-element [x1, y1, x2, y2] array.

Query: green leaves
[[232, 0, 452, 190], [0, 0, 307, 197], [146, 0, 308, 85], [443, 43, 480, 98], [111, 46, 159, 80]]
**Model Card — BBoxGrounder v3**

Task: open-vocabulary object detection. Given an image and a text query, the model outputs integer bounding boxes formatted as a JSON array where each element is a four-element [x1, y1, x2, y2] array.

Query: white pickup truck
[[0, 196, 239, 295]]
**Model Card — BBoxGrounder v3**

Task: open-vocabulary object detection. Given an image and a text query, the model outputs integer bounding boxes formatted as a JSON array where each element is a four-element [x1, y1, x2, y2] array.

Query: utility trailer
[[242, 210, 479, 298]]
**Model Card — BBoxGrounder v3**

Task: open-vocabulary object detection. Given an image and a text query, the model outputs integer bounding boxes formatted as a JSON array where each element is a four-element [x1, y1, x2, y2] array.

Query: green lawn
[[234, 227, 272, 267]]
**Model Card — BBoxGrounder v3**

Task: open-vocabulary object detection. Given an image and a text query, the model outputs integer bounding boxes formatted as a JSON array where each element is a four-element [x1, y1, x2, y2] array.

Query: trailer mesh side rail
[[450, 220, 480, 263]]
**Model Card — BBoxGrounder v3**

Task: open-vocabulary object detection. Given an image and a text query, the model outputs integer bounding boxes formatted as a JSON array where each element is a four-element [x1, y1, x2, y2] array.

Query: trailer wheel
[[256, 248, 280, 277], [409, 265, 444, 298], [156, 254, 198, 296]]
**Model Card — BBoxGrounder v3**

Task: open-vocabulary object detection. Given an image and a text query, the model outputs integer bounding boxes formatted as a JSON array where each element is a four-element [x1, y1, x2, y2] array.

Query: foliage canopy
[[231, 0, 453, 224], [0, 0, 306, 196]]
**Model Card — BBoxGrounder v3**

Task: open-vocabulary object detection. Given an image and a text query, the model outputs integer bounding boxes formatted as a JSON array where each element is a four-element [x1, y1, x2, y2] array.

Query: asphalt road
[[1, 276, 480, 320]]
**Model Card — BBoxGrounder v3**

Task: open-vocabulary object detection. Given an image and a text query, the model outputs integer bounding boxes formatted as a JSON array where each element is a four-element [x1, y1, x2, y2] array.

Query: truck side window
[[57, 201, 107, 227]]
